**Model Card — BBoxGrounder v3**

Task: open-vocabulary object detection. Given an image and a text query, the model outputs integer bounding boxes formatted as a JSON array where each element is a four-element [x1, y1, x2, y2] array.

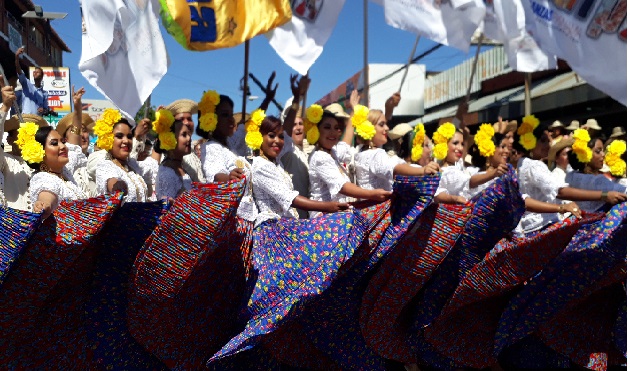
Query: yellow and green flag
[[159, 0, 292, 51]]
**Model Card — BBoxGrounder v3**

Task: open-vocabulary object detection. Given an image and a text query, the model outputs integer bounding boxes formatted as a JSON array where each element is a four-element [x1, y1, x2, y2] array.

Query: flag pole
[[363, 0, 369, 106], [398, 34, 421, 93], [0, 62, 23, 123], [524, 73, 532, 115], [143, 94, 152, 119], [465, 33, 484, 103], [301, 70, 309, 118], [241, 40, 250, 123]]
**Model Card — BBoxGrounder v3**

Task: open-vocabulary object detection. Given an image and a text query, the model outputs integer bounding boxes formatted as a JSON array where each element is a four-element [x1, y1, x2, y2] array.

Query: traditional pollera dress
[[354, 146, 406, 192], [308, 142, 355, 217]]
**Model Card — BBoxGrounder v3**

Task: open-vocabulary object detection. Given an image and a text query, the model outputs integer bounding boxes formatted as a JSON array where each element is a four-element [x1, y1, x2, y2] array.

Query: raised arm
[[258, 71, 278, 113], [384, 92, 401, 122], [340, 89, 360, 146], [66, 85, 85, 146], [14, 47, 24, 76], [0, 77, 16, 169]]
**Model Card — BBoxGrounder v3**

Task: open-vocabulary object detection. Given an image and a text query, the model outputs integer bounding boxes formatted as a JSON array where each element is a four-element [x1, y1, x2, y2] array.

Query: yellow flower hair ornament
[[244, 108, 266, 150], [350, 105, 375, 141], [153, 109, 177, 151], [432, 122, 456, 160], [516, 115, 539, 151], [605, 139, 626, 177], [94, 108, 122, 151], [16, 122, 45, 164], [572, 128, 592, 163], [474, 123, 496, 157], [410, 123, 426, 162], [198, 90, 220, 133], [304, 104, 324, 145]]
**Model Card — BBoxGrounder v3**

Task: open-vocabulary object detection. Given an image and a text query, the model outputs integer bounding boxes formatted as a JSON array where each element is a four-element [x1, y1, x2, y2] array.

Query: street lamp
[[22, 5, 67, 65]]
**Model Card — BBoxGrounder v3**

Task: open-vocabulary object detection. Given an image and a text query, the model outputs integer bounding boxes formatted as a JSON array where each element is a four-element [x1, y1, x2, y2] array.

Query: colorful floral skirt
[[496, 202, 627, 370], [0, 206, 42, 287], [128, 178, 252, 370], [0, 194, 123, 368]]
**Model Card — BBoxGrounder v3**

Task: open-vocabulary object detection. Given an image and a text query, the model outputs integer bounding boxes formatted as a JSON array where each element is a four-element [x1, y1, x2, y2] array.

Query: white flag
[[267, 0, 346, 75], [483, 0, 557, 72], [79, 0, 169, 119], [382, 0, 486, 52], [521, 0, 626, 104]]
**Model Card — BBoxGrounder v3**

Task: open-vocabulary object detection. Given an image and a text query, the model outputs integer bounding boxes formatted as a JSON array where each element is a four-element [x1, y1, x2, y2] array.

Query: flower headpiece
[[351, 105, 375, 141], [198, 90, 220, 133], [605, 139, 626, 177], [410, 123, 426, 162], [474, 123, 496, 157], [16, 122, 45, 164], [93, 108, 122, 151], [571, 128, 593, 163], [517, 115, 539, 151], [152, 109, 177, 151], [304, 104, 323, 145], [431, 122, 456, 161], [244, 108, 266, 150]]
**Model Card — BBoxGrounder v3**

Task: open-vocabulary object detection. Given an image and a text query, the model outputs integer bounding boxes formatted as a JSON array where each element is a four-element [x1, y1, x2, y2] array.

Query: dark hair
[[113, 118, 133, 130], [32, 66, 43, 78], [568, 136, 603, 173], [398, 130, 415, 159], [196, 94, 234, 139], [28, 126, 53, 170], [319, 110, 342, 128], [260, 116, 282, 136], [512, 124, 547, 155], [470, 132, 506, 169], [154, 120, 185, 155]]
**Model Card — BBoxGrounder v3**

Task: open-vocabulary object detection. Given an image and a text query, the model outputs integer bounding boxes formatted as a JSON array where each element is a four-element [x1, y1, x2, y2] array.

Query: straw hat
[[166, 99, 198, 116], [4, 113, 50, 132], [506, 120, 518, 133], [388, 123, 413, 140], [233, 112, 251, 124], [582, 118, 602, 131], [548, 120, 565, 129], [547, 137, 574, 170], [565, 120, 580, 131], [324, 103, 350, 119], [609, 126, 626, 138], [55, 113, 95, 136]]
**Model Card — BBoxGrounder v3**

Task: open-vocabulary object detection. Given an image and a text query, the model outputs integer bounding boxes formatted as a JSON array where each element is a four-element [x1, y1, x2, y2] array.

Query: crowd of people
[[0, 71, 627, 370]]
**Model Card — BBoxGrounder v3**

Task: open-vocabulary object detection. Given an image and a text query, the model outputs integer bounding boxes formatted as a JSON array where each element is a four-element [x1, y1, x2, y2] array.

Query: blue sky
[[40, 1, 480, 117]]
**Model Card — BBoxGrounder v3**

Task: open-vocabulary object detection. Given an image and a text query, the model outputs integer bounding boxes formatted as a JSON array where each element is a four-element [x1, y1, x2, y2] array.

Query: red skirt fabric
[[0, 194, 123, 368], [128, 178, 252, 370]]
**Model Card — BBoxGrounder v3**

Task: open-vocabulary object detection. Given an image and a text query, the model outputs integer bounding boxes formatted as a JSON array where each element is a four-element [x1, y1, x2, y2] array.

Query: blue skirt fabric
[[495, 202, 627, 368], [258, 175, 441, 370], [0, 206, 42, 287], [128, 178, 250, 370]]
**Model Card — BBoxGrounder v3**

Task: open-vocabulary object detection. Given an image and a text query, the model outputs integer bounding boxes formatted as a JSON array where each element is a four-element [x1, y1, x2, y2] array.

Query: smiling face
[[490, 137, 510, 168], [214, 100, 236, 139], [111, 123, 133, 161], [261, 127, 285, 161], [555, 146, 571, 170], [317, 116, 343, 151], [292, 117, 305, 146], [445, 131, 464, 165], [173, 122, 192, 157], [175, 112, 195, 132], [43, 129, 69, 171], [371, 113, 389, 148]]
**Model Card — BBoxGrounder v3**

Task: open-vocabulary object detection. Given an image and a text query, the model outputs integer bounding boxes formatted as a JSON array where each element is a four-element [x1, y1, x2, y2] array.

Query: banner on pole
[[267, 0, 347, 75], [79, 0, 169, 119], [161, 0, 292, 51], [522, 0, 627, 104]]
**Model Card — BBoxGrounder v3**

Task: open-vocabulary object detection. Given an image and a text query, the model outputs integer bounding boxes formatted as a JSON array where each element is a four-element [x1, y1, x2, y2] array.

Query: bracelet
[[601, 191, 608, 201], [68, 126, 81, 135]]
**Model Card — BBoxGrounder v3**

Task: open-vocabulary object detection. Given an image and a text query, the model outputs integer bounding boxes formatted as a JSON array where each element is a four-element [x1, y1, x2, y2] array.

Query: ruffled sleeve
[[96, 160, 123, 196], [30, 172, 64, 206], [370, 149, 404, 184], [201, 141, 236, 182], [310, 151, 348, 198], [64, 143, 88, 175], [253, 158, 299, 215], [520, 158, 567, 201], [332, 141, 356, 165]]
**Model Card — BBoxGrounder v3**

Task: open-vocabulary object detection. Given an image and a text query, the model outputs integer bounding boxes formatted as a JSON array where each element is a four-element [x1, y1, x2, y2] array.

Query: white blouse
[[155, 165, 193, 200], [29, 143, 88, 205], [251, 156, 299, 227], [565, 171, 627, 212], [355, 147, 406, 192], [200, 140, 256, 221], [96, 158, 151, 203], [517, 157, 568, 233], [434, 159, 476, 199], [308, 142, 355, 218]]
